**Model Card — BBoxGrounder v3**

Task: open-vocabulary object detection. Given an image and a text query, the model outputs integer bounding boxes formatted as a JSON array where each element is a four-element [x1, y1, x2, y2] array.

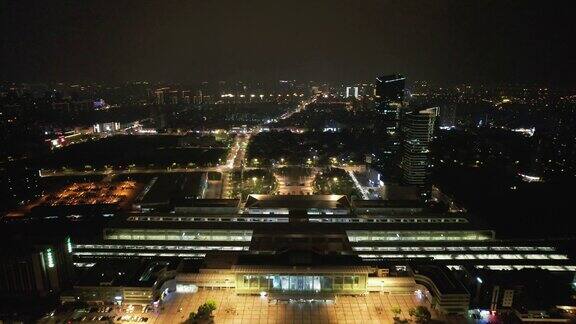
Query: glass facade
[[235, 273, 367, 294]]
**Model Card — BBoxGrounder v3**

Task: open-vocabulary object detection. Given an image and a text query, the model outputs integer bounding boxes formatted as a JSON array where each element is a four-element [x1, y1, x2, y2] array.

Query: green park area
[[231, 169, 277, 198], [313, 167, 360, 197]]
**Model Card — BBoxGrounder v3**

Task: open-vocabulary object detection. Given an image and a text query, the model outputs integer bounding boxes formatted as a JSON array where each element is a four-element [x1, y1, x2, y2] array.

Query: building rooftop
[[20, 181, 140, 219], [232, 250, 372, 274], [352, 199, 425, 209], [139, 173, 203, 207], [245, 194, 351, 210], [74, 259, 176, 288], [41, 182, 138, 207], [376, 74, 405, 83], [172, 198, 240, 208], [103, 211, 490, 234], [412, 264, 469, 295]]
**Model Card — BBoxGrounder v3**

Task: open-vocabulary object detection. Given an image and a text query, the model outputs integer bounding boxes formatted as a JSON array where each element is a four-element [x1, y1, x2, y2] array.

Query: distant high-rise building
[[438, 103, 457, 128], [375, 74, 405, 103], [374, 74, 407, 175], [155, 89, 165, 105], [193, 90, 203, 105], [93, 122, 121, 134], [155, 88, 170, 105], [182, 90, 191, 104], [169, 91, 179, 105], [400, 107, 438, 185], [345, 86, 359, 98], [374, 74, 406, 131]]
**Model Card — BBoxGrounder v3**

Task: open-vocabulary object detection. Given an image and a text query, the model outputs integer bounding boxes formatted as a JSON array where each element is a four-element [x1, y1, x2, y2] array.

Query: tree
[[391, 307, 402, 319], [413, 306, 431, 323], [198, 300, 217, 317], [188, 300, 217, 323]]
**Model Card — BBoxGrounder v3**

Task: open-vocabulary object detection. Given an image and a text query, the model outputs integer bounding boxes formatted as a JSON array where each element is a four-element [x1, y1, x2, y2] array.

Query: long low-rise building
[[65, 195, 576, 315], [173, 251, 469, 310]]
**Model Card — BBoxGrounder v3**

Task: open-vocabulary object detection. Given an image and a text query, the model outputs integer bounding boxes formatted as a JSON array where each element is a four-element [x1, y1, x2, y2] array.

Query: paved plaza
[[149, 289, 437, 324]]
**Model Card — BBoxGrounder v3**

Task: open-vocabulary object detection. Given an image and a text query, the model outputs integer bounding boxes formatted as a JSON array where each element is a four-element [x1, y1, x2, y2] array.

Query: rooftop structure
[[245, 194, 351, 215], [172, 198, 240, 214], [18, 181, 141, 220], [136, 173, 204, 211], [40, 181, 138, 207]]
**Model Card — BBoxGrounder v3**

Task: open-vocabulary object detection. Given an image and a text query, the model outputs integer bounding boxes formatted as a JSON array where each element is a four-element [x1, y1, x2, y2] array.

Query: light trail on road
[[347, 170, 370, 199]]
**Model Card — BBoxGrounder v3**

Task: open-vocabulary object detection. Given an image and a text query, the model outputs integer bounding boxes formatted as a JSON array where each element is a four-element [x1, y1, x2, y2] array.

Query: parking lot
[[46, 304, 155, 323]]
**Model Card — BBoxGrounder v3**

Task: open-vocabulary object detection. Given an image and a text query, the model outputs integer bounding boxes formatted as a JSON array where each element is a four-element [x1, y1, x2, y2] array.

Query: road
[[266, 95, 319, 124], [38, 164, 365, 183], [347, 170, 371, 199]]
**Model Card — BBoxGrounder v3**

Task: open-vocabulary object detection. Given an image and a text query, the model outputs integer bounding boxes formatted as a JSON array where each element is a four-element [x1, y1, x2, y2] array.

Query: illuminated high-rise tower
[[400, 107, 438, 185]]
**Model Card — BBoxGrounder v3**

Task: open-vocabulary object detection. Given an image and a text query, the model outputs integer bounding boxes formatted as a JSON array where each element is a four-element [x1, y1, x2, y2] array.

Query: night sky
[[1, 0, 574, 85]]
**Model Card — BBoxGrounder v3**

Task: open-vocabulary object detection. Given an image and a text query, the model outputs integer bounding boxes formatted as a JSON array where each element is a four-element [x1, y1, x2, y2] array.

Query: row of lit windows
[[478, 265, 576, 272], [127, 216, 467, 224], [352, 246, 556, 252], [74, 252, 206, 257], [347, 230, 494, 242], [309, 217, 468, 224], [75, 244, 249, 251], [127, 216, 289, 223], [358, 253, 569, 260], [104, 229, 253, 241], [245, 210, 290, 215], [306, 210, 350, 215], [73, 262, 96, 268]]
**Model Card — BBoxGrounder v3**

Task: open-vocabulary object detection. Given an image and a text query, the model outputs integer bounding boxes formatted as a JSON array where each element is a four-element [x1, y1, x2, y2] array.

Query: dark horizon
[[1, 0, 575, 86]]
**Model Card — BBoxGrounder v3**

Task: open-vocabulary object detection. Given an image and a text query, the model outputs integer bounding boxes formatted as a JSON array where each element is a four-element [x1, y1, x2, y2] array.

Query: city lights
[[1, 2, 574, 322]]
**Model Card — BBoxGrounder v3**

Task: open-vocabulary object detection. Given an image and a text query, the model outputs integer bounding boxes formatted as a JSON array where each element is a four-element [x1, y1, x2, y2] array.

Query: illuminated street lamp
[[475, 276, 483, 303]]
